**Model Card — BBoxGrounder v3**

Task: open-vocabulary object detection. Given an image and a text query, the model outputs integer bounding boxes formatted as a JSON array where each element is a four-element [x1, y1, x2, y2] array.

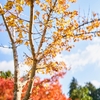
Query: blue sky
[[0, 0, 100, 96]]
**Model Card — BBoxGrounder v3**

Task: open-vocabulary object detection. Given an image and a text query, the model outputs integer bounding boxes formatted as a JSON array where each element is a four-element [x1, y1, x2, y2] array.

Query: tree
[[0, 70, 13, 78], [91, 88, 100, 100], [68, 77, 78, 99], [68, 78, 93, 100], [71, 86, 92, 100], [85, 82, 96, 96], [0, 0, 100, 99], [0, 72, 71, 100]]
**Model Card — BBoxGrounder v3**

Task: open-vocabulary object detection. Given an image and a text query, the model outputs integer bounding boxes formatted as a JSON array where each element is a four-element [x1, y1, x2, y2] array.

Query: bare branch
[[0, 44, 12, 49], [24, 52, 33, 60]]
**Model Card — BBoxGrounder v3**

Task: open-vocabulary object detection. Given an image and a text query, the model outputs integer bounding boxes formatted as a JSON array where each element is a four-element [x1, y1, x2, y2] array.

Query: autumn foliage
[[0, 78, 14, 100], [0, 72, 70, 100], [1, 0, 100, 99]]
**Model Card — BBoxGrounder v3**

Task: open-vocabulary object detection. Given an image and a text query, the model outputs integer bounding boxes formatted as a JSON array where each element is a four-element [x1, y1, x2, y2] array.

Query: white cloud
[[0, 60, 14, 73], [0, 60, 30, 77], [91, 80, 100, 88], [0, 45, 12, 54], [55, 37, 100, 72]]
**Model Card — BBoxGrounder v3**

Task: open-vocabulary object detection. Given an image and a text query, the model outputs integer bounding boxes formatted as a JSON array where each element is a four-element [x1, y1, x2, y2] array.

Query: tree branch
[[37, 0, 57, 55], [0, 44, 12, 49], [23, 0, 37, 100], [75, 18, 100, 30]]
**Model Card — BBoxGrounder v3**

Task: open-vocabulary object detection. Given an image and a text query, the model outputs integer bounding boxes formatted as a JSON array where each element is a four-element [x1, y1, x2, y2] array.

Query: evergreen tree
[[68, 78, 94, 100], [68, 77, 78, 99], [85, 82, 96, 96], [91, 88, 100, 100]]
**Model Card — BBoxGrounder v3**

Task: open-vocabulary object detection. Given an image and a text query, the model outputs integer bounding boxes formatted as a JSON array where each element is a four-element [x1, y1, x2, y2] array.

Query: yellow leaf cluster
[[86, 20, 100, 32], [5, 15, 17, 27], [0, 8, 5, 15], [40, 3, 47, 11], [24, 57, 33, 66], [6, 15, 17, 21], [16, 5, 23, 13], [15, 0, 24, 5], [86, 26, 93, 32], [16, 39, 23, 44], [4, 1, 14, 10], [18, 32, 23, 38], [55, 4, 69, 14], [44, 61, 66, 74], [58, 0, 66, 5]]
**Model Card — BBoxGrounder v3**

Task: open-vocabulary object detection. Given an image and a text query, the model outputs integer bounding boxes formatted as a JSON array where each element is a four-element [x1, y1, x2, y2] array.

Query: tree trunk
[[1, 14, 20, 100], [12, 43, 19, 100]]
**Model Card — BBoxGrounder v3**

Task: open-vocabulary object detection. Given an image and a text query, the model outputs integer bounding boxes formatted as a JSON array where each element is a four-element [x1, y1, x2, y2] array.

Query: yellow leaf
[[16, 5, 23, 13], [97, 33, 100, 37], [58, 0, 66, 4], [0, 8, 5, 15], [16, 39, 23, 44], [7, 21, 16, 27], [34, 15, 37, 20], [25, 0, 31, 6], [36, 0, 40, 4], [4, 1, 14, 10], [18, 19, 23, 24], [36, 11, 40, 16], [10, 15, 17, 19], [18, 32, 23, 38], [16, 0, 24, 5], [24, 41, 29, 46]]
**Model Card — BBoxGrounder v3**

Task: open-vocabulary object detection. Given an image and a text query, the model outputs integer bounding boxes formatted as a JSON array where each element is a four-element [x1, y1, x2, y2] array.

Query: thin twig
[[0, 44, 12, 49]]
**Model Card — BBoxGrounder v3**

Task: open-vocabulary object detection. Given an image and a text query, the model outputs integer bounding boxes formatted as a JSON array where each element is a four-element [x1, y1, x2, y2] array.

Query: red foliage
[[22, 72, 70, 100], [0, 78, 14, 100], [0, 72, 71, 100]]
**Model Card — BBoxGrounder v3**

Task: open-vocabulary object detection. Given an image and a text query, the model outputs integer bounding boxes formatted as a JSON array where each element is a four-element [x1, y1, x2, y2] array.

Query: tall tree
[[68, 77, 78, 99], [0, 0, 100, 99], [68, 79, 93, 100]]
